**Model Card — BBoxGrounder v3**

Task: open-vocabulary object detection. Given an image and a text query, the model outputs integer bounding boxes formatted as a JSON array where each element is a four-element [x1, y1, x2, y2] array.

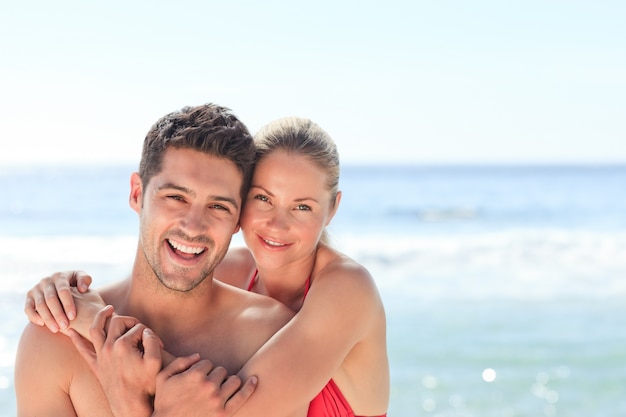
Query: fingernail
[[59, 320, 68, 330], [67, 311, 76, 320], [250, 376, 258, 385]]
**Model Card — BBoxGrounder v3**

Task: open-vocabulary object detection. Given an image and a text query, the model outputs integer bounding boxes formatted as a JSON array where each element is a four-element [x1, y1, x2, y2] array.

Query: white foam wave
[[332, 229, 626, 301], [0, 236, 136, 293]]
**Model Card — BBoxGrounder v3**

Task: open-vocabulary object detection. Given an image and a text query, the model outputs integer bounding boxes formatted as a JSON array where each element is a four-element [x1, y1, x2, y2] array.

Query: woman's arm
[[23, 257, 388, 416], [229, 261, 386, 417], [144, 258, 386, 417]]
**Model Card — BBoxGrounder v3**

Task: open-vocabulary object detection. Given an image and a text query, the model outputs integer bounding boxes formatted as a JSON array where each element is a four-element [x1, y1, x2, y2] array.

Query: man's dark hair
[[139, 103, 255, 200]]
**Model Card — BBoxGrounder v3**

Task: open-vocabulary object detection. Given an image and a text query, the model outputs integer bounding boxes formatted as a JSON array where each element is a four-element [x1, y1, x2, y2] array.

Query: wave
[[2, 229, 625, 302], [332, 228, 626, 302], [0, 236, 136, 293], [387, 207, 479, 222]]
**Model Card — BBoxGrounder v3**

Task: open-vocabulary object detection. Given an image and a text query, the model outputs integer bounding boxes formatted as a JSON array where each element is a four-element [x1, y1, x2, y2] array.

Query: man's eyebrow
[[158, 183, 239, 210], [214, 195, 240, 210], [158, 183, 195, 196]]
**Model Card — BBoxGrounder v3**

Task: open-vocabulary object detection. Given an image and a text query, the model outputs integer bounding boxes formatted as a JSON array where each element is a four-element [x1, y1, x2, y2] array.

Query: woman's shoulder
[[317, 244, 371, 276], [215, 246, 255, 289], [314, 246, 380, 298], [307, 246, 386, 336]]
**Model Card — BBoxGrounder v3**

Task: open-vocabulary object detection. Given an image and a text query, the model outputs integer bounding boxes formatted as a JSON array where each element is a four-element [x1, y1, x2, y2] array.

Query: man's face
[[130, 147, 242, 292]]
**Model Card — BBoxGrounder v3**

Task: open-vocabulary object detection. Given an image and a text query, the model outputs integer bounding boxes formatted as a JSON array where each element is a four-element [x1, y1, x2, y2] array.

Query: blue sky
[[1, 1, 624, 165]]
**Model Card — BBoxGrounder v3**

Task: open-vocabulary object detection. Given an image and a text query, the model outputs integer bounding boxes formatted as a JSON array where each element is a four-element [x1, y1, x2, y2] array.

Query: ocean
[[1, 164, 625, 416]]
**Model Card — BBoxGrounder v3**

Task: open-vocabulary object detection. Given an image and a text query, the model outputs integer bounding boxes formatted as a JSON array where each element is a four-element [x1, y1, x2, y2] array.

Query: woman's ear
[[326, 190, 342, 225], [129, 172, 143, 214]]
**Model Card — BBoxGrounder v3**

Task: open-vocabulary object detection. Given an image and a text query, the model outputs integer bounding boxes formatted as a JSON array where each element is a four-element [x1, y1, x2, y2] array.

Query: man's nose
[[180, 205, 208, 236]]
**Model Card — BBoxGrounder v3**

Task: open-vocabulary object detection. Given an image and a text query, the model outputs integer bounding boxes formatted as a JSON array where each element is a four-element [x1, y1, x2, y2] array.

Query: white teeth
[[168, 239, 205, 254], [263, 238, 285, 247]]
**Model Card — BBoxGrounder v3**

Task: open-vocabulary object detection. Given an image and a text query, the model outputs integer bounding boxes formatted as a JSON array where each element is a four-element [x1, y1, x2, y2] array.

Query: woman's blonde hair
[[254, 117, 341, 244]]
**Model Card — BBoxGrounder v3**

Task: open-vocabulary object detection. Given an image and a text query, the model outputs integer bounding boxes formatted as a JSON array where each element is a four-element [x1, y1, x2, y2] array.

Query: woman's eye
[[296, 204, 311, 211], [254, 194, 269, 202]]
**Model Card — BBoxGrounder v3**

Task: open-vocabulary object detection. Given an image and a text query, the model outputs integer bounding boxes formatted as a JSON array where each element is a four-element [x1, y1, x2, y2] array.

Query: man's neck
[[114, 256, 218, 350]]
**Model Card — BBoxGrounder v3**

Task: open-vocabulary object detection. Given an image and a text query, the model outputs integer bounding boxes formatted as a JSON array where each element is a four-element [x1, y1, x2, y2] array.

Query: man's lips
[[167, 238, 206, 260]]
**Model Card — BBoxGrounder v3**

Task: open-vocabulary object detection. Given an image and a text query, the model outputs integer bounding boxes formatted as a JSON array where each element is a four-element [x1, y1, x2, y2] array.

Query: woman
[[25, 117, 389, 417]]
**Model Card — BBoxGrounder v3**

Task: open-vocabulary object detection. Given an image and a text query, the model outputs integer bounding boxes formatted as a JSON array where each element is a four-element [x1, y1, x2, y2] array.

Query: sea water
[[1, 164, 625, 416]]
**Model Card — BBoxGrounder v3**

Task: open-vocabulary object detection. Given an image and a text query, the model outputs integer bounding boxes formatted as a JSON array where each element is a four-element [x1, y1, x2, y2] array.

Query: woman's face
[[241, 149, 338, 270]]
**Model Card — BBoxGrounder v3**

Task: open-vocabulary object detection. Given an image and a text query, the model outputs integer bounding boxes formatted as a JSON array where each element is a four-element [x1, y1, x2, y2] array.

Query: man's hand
[[153, 356, 257, 417], [69, 305, 163, 417]]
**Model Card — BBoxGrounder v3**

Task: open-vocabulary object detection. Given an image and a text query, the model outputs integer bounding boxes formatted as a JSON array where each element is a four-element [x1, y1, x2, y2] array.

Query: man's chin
[[157, 273, 208, 293]]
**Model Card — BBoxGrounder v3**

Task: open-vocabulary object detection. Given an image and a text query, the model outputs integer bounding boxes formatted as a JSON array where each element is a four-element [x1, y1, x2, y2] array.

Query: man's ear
[[129, 172, 143, 214], [233, 223, 241, 234], [326, 190, 342, 226]]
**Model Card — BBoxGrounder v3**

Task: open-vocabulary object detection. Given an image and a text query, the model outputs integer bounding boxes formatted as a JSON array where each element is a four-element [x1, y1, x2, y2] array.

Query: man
[[14, 104, 295, 417]]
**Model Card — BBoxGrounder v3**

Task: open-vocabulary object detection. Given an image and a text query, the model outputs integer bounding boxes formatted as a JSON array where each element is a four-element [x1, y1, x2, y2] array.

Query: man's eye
[[168, 195, 184, 201], [210, 204, 229, 212]]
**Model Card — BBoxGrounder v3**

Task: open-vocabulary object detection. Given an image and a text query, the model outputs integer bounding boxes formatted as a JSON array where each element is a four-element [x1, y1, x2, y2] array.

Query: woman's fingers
[[70, 270, 93, 293], [24, 270, 94, 332]]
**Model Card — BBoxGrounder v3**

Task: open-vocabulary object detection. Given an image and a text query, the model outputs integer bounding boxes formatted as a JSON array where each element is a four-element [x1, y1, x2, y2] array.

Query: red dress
[[247, 271, 387, 417]]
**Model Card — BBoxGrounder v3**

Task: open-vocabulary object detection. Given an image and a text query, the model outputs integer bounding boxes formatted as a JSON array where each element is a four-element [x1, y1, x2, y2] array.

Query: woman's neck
[[254, 255, 316, 312]]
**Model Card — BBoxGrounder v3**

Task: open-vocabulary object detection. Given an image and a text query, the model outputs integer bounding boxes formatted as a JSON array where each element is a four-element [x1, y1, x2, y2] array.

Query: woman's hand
[[24, 270, 93, 333], [62, 287, 107, 340]]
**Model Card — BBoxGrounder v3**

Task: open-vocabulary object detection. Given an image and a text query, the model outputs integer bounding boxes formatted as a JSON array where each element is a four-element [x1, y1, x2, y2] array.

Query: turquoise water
[[386, 298, 625, 416], [1, 164, 625, 416]]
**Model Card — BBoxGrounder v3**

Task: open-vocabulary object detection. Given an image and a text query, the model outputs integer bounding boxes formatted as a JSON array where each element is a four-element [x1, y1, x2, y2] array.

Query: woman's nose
[[266, 208, 289, 231]]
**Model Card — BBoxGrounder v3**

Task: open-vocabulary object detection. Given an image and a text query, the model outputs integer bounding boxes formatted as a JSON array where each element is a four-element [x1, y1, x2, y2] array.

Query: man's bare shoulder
[[210, 280, 293, 371], [214, 280, 294, 349], [16, 322, 78, 371], [96, 278, 131, 305], [15, 323, 113, 417], [216, 279, 294, 324]]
